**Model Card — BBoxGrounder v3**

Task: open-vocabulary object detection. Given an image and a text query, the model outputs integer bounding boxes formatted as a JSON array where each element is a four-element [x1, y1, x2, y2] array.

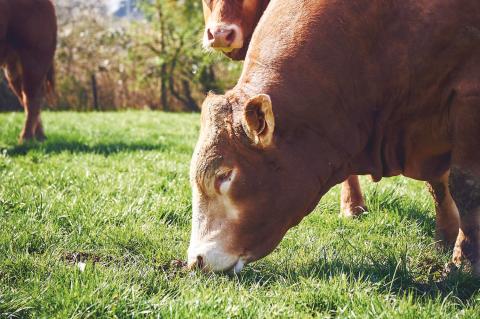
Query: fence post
[[91, 73, 99, 111]]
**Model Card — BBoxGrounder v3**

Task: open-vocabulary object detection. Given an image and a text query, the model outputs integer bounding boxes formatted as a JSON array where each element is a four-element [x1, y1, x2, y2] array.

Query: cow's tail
[[44, 63, 56, 106]]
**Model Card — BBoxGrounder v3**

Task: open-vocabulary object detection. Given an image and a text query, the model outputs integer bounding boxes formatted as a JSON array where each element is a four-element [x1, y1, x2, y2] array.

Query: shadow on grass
[[366, 186, 437, 239], [3, 137, 167, 157], [236, 251, 479, 307], [234, 190, 477, 306]]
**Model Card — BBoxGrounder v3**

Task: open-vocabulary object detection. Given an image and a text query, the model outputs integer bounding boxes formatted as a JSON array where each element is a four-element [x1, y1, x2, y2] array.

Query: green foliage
[[1, 112, 480, 318], [50, 0, 241, 111]]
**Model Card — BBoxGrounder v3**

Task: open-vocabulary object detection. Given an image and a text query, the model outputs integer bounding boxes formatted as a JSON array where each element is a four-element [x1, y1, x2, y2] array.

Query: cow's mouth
[[216, 47, 235, 53], [187, 257, 247, 274], [216, 257, 248, 274], [230, 258, 246, 274]]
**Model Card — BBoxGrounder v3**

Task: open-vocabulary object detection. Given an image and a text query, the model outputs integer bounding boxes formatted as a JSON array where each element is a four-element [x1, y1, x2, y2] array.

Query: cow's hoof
[[19, 134, 46, 144], [434, 223, 458, 247], [473, 261, 480, 277], [35, 134, 47, 142], [441, 262, 460, 278], [442, 260, 480, 277], [340, 205, 367, 218], [18, 135, 35, 144], [434, 233, 456, 251], [434, 241, 454, 252]]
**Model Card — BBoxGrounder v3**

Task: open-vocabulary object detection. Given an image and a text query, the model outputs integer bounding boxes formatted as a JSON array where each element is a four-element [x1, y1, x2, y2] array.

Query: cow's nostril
[[207, 28, 214, 41], [225, 29, 235, 44], [196, 255, 204, 269]]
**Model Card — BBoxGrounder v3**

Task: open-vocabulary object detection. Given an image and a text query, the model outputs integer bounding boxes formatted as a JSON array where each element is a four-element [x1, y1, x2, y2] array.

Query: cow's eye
[[215, 169, 234, 194]]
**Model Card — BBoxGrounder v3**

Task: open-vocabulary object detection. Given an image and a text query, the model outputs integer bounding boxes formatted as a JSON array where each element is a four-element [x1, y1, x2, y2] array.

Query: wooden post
[[91, 73, 99, 111]]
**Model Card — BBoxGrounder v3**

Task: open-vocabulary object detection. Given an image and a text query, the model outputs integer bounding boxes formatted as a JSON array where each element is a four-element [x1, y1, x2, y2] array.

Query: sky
[[106, 0, 121, 12]]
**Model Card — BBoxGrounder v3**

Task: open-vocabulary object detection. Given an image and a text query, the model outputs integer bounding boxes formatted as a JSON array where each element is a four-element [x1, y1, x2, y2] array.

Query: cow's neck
[[236, 0, 479, 188]]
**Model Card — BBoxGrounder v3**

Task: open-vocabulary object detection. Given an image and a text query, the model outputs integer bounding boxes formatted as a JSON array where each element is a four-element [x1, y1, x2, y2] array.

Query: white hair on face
[[188, 170, 243, 272], [202, 27, 216, 52], [218, 169, 240, 219]]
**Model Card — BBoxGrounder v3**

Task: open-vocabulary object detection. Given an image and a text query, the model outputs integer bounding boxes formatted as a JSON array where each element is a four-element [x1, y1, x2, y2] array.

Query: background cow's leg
[[2, 56, 36, 142], [18, 53, 49, 142], [340, 175, 367, 217], [4, 57, 23, 101], [448, 94, 480, 275], [427, 172, 459, 248]]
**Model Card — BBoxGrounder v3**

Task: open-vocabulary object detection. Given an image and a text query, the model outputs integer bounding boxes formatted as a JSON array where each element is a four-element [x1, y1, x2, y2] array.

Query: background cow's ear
[[242, 94, 275, 148]]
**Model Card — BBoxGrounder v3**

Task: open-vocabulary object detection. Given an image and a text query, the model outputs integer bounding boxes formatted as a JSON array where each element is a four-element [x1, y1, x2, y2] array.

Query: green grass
[[0, 111, 479, 318]]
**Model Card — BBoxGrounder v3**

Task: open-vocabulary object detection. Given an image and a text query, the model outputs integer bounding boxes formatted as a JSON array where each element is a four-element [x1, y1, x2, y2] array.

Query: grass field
[[1, 111, 479, 318]]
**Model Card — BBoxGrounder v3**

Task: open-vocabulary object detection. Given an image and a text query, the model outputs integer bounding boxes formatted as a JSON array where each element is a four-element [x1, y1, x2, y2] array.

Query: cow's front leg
[[427, 172, 459, 249], [18, 53, 49, 143], [449, 167, 480, 274], [448, 94, 480, 275], [340, 175, 367, 217]]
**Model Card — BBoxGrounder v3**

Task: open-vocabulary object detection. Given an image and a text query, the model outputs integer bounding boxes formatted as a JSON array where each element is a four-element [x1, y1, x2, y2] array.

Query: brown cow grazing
[[202, 0, 368, 218], [189, 0, 480, 274], [0, 0, 57, 142]]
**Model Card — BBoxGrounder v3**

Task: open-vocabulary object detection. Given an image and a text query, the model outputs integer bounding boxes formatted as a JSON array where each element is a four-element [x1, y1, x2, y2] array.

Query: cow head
[[202, 0, 269, 60], [187, 92, 324, 273]]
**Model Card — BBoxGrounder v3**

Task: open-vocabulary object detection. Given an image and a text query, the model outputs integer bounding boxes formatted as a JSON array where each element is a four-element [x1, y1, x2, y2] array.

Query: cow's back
[[0, 0, 9, 63], [2, 0, 56, 55], [241, 0, 480, 119]]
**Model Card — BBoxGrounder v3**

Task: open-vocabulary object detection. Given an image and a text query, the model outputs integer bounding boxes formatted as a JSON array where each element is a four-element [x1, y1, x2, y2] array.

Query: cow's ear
[[242, 94, 275, 148]]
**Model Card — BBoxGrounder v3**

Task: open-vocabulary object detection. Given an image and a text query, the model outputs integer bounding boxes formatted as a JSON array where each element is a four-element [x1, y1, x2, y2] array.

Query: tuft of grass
[[1, 111, 479, 318]]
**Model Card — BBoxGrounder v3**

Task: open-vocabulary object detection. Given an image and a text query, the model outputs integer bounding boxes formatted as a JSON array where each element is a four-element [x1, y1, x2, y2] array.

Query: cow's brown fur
[[190, 0, 480, 274], [0, 0, 57, 142]]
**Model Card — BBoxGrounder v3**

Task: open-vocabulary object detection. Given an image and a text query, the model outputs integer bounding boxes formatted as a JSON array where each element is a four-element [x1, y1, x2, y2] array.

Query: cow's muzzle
[[204, 24, 244, 52], [187, 241, 246, 273]]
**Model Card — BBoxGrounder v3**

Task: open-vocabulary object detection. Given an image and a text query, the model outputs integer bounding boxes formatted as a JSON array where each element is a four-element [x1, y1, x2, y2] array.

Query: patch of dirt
[[62, 252, 107, 264], [417, 256, 445, 277], [61, 251, 137, 266], [155, 259, 188, 278], [61, 252, 188, 274]]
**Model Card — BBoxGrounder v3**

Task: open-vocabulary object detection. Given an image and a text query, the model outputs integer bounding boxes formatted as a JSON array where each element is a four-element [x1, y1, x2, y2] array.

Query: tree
[[50, 0, 242, 111], [135, 0, 241, 111]]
